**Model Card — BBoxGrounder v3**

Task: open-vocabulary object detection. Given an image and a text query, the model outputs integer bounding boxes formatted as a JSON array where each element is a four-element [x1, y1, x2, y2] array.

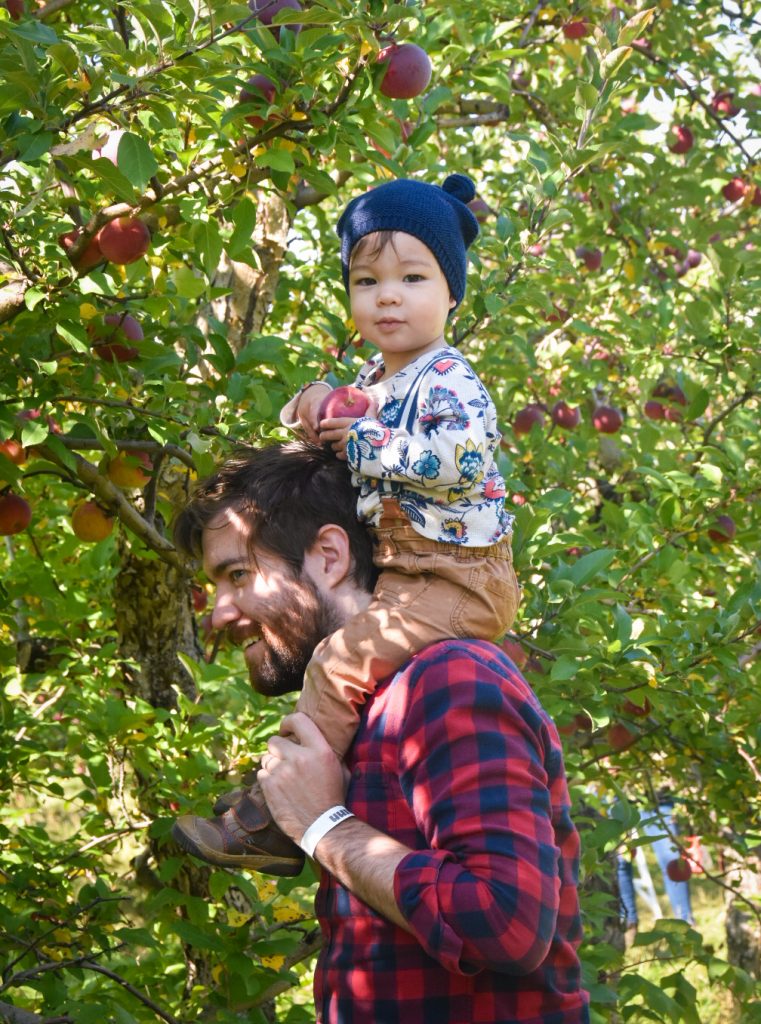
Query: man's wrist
[[299, 805, 355, 859]]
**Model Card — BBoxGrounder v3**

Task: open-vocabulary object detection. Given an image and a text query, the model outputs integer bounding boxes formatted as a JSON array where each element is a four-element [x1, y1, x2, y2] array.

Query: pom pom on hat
[[442, 173, 476, 205], [337, 174, 480, 308]]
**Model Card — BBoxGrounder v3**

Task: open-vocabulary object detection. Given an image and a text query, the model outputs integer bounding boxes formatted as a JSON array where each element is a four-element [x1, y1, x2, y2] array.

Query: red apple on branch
[[377, 43, 432, 99], [248, 0, 302, 38], [0, 439, 26, 465], [607, 722, 636, 752], [59, 229, 104, 271], [0, 492, 32, 535], [711, 90, 740, 118], [667, 124, 694, 154], [239, 74, 279, 129], [71, 501, 114, 542], [575, 245, 602, 272], [592, 405, 623, 434], [97, 217, 151, 265], [562, 19, 590, 39], [722, 178, 746, 202], [318, 386, 371, 421], [666, 856, 692, 882], [3, 0, 24, 19], [513, 404, 546, 436], [192, 585, 209, 612], [644, 400, 666, 421], [707, 514, 736, 543], [107, 452, 152, 488], [92, 129, 126, 166], [550, 401, 581, 429], [468, 198, 491, 223], [500, 637, 528, 670], [91, 312, 143, 363]]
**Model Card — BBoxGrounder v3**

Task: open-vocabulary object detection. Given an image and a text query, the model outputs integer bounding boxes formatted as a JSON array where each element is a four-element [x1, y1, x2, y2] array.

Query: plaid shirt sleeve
[[392, 642, 569, 976]]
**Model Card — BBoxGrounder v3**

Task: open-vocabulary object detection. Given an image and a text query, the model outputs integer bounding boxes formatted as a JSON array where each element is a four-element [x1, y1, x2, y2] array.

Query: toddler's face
[[348, 231, 454, 377]]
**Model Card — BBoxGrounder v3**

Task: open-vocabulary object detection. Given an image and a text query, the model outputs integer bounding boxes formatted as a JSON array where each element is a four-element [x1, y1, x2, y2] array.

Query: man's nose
[[210, 591, 238, 631]]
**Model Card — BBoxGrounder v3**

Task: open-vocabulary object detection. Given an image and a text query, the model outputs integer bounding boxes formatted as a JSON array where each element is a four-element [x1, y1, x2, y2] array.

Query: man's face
[[202, 508, 341, 696]]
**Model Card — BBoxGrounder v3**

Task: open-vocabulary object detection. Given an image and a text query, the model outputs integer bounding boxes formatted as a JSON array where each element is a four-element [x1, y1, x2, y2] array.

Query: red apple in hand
[[318, 386, 371, 421], [377, 43, 432, 99]]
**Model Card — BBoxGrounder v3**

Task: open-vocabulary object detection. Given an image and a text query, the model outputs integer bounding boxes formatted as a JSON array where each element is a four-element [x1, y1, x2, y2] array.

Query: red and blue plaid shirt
[[314, 640, 589, 1024]]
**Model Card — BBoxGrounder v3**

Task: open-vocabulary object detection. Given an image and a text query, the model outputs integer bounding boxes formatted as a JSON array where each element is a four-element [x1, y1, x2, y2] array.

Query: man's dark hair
[[174, 441, 376, 592]]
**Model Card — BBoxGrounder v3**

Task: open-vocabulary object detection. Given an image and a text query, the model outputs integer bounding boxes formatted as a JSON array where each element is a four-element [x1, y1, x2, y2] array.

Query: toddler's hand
[[319, 398, 377, 460], [295, 384, 332, 444], [318, 417, 356, 460]]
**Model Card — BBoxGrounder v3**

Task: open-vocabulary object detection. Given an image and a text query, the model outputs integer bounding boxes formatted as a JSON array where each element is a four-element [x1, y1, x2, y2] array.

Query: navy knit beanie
[[336, 174, 480, 309]]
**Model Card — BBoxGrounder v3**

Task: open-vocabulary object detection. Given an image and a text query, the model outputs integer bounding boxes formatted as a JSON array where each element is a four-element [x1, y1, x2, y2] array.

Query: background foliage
[[1, 0, 759, 1020]]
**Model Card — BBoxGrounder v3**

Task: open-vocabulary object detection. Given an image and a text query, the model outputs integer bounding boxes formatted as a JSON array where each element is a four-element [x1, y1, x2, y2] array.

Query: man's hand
[[319, 398, 377, 460], [257, 712, 347, 845]]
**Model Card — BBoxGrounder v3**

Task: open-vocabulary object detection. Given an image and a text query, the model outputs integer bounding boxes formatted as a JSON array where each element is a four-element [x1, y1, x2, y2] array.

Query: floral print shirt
[[347, 346, 513, 546]]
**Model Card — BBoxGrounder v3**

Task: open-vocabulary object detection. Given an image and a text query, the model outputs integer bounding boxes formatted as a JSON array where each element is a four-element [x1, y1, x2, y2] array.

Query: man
[[173, 441, 590, 1024]]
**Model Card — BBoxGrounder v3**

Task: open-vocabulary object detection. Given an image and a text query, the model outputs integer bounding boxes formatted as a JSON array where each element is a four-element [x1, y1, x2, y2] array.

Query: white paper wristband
[[299, 805, 355, 859]]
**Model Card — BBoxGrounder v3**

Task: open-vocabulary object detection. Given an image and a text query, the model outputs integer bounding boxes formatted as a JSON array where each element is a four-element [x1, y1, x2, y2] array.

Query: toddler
[[173, 173, 521, 874]]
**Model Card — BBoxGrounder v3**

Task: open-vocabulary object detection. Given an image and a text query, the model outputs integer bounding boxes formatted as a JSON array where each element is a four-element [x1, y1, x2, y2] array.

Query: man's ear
[[303, 524, 352, 590]]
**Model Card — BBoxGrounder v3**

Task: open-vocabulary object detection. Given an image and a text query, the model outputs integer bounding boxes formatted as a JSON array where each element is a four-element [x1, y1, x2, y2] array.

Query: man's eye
[[230, 569, 247, 583]]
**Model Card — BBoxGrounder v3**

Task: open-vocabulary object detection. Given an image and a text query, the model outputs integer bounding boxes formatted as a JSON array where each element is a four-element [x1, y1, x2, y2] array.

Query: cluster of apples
[[238, 0, 432, 133], [60, 131, 151, 272], [512, 400, 626, 436]]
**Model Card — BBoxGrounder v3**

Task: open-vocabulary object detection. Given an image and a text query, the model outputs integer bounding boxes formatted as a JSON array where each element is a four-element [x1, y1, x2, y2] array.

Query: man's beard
[[246, 574, 343, 697]]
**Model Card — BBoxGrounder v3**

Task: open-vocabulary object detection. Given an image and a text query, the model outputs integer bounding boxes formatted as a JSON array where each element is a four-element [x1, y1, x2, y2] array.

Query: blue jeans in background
[[640, 802, 695, 925]]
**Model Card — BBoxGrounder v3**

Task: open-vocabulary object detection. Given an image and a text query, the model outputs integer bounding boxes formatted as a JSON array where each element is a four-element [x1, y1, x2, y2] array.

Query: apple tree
[[1, 0, 759, 1020]]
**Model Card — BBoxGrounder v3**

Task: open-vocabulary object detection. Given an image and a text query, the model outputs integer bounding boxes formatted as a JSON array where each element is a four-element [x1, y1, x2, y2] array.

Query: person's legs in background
[[616, 853, 639, 948], [640, 802, 695, 925]]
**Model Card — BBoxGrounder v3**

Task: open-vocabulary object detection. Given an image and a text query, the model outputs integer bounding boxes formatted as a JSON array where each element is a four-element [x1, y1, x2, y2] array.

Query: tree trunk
[[725, 852, 761, 977]]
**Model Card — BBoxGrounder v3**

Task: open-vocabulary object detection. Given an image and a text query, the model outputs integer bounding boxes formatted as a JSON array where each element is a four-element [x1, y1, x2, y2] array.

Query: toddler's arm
[[280, 381, 332, 444]]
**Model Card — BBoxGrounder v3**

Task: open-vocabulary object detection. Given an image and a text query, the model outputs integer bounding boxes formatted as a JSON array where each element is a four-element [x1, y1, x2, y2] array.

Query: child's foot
[[172, 786, 304, 876]]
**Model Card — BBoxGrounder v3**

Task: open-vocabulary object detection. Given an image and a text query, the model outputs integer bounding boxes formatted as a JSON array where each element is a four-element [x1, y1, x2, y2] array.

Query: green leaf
[[227, 197, 257, 258], [172, 265, 207, 298], [566, 549, 618, 588], [116, 132, 159, 188], [255, 146, 296, 174], [617, 7, 656, 47], [599, 46, 633, 80], [192, 219, 224, 280], [90, 157, 139, 203]]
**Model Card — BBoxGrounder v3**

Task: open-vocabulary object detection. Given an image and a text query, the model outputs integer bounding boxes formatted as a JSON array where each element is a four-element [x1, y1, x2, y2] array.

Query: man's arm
[[258, 712, 413, 931]]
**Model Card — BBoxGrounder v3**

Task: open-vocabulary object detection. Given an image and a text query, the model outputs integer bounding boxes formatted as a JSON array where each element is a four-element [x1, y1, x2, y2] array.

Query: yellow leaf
[[261, 954, 286, 970], [290, 111, 308, 121], [226, 909, 250, 927], [79, 303, 98, 320], [623, 261, 636, 283]]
